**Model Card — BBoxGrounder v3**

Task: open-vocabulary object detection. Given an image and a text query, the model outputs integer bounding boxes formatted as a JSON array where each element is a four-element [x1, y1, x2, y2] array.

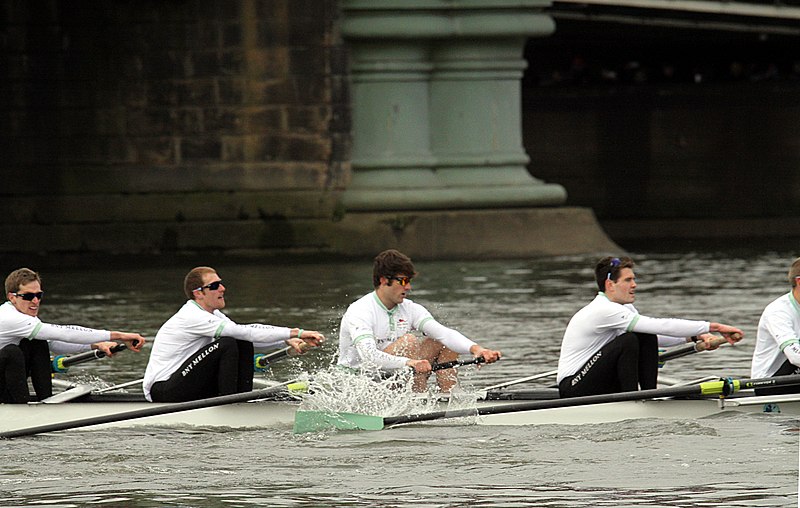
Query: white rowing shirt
[[142, 300, 291, 401], [557, 293, 710, 384], [337, 291, 476, 371], [751, 292, 800, 378], [0, 301, 111, 350]]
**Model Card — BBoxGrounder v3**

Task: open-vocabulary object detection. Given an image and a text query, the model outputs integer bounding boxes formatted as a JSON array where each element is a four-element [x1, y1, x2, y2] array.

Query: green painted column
[[341, 0, 567, 211]]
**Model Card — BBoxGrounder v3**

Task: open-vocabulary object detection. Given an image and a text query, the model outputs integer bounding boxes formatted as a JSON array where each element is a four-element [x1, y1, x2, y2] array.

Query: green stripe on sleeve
[[27, 322, 43, 339], [352, 334, 374, 346], [213, 322, 227, 339], [626, 315, 640, 332], [779, 338, 800, 351], [418, 316, 433, 333]]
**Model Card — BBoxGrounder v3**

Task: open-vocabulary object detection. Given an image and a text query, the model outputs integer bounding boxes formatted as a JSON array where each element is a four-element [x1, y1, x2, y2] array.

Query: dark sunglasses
[[13, 291, 44, 301], [389, 276, 411, 287], [606, 258, 621, 280], [195, 280, 223, 292]]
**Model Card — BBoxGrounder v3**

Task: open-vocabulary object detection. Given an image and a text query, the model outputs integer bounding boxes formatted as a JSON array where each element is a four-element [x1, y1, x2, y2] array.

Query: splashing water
[[295, 367, 483, 418]]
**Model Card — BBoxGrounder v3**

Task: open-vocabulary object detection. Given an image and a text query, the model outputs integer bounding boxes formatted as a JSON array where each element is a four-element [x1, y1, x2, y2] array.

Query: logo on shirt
[[395, 318, 410, 337]]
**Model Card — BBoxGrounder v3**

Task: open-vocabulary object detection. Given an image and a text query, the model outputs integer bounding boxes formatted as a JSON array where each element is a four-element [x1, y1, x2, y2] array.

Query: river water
[[1, 248, 798, 507]]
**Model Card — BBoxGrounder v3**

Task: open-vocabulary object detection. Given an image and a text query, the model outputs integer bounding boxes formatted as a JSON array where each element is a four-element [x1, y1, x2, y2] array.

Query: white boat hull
[[2, 393, 798, 435], [476, 394, 800, 426], [1, 400, 301, 433]]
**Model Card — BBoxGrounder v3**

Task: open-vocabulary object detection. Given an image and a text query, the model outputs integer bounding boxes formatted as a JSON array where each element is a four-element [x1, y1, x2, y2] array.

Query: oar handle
[[431, 356, 486, 372], [658, 335, 730, 363], [52, 343, 127, 372], [254, 346, 295, 371]]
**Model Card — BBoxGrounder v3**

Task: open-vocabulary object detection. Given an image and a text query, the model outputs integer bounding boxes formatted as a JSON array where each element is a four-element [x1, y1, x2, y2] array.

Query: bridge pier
[[340, 0, 568, 211]]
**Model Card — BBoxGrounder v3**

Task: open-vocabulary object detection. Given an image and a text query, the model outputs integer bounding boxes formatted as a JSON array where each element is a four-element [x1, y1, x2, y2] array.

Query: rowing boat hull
[[1, 400, 300, 433], [2, 393, 799, 434], [476, 394, 800, 426]]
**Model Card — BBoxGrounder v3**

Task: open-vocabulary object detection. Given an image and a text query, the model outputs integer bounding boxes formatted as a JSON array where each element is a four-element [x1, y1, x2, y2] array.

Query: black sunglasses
[[13, 291, 44, 301], [388, 276, 412, 287], [195, 280, 223, 292]]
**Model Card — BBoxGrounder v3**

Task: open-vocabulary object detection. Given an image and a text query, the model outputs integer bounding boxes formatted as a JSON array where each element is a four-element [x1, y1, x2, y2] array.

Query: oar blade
[[293, 410, 384, 434]]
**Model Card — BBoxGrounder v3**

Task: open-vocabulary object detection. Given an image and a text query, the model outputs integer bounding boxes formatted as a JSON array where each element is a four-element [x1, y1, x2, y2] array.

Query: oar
[[293, 373, 800, 433], [658, 335, 730, 363], [254, 346, 294, 371], [2, 379, 301, 439], [430, 356, 485, 371], [94, 379, 145, 394], [483, 370, 558, 391], [51, 343, 127, 373], [254, 342, 319, 371]]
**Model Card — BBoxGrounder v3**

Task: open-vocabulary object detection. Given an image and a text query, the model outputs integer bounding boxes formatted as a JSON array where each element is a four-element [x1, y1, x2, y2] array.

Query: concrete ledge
[[0, 207, 619, 267], [325, 207, 620, 259]]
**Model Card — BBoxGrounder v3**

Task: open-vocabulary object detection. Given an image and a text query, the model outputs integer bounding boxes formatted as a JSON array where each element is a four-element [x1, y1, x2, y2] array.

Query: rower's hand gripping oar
[[293, 373, 800, 434], [254, 341, 318, 372], [659, 335, 732, 364], [51, 343, 127, 374]]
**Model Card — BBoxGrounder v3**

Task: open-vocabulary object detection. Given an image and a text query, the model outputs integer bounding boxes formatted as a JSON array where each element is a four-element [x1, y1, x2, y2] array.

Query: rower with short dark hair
[[751, 257, 800, 395], [337, 249, 501, 393], [557, 256, 743, 398], [142, 266, 324, 402], [0, 268, 145, 403]]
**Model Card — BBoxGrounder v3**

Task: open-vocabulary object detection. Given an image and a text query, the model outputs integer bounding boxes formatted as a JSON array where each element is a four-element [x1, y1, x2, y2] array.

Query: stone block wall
[[0, 0, 351, 260]]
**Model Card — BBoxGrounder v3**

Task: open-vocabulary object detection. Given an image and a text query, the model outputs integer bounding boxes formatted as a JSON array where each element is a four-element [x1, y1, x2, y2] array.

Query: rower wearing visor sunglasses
[[388, 276, 412, 287], [12, 291, 44, 301], [141, 266, 325, 403], [195, 280, 223, 292], [1, 267, 147, 404]]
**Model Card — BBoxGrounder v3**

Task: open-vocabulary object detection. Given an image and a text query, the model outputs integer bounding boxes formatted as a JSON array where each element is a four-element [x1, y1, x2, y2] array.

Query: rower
[[0, 267, 146, 403], [142, 266, 324, 403], [751, 256, 800, 395], [336, 249, 501, 393], [556, 256, 743, 398]]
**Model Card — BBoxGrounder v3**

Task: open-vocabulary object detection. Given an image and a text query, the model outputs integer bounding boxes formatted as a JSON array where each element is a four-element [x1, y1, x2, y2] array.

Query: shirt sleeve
[[221, 322, 292, 348], [33, 323, 112, 344], [354, 337, 409, 370], [627, 314, 709, 338], [418, 318, 476, 354], [48, 340, 93, 354], [341, 311, 379, 348], [656, 335, 689, 347], [783, 342, 800, 367]]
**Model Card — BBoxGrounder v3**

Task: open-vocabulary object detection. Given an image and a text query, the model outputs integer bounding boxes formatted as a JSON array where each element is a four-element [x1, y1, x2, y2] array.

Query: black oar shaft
[[0, 381, 296, 439], [658, 342, 700, 363], [254, 346, 292, 369], [383, 374, 800, 426], [430, 356, 485, 372], [63, 343, 127, 366], [56, 343, 127, 369]]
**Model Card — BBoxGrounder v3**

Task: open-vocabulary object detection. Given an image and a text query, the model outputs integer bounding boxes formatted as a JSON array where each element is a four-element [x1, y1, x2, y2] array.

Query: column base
[[325, 206, 620, 258], [342, 182, 567, 211]]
